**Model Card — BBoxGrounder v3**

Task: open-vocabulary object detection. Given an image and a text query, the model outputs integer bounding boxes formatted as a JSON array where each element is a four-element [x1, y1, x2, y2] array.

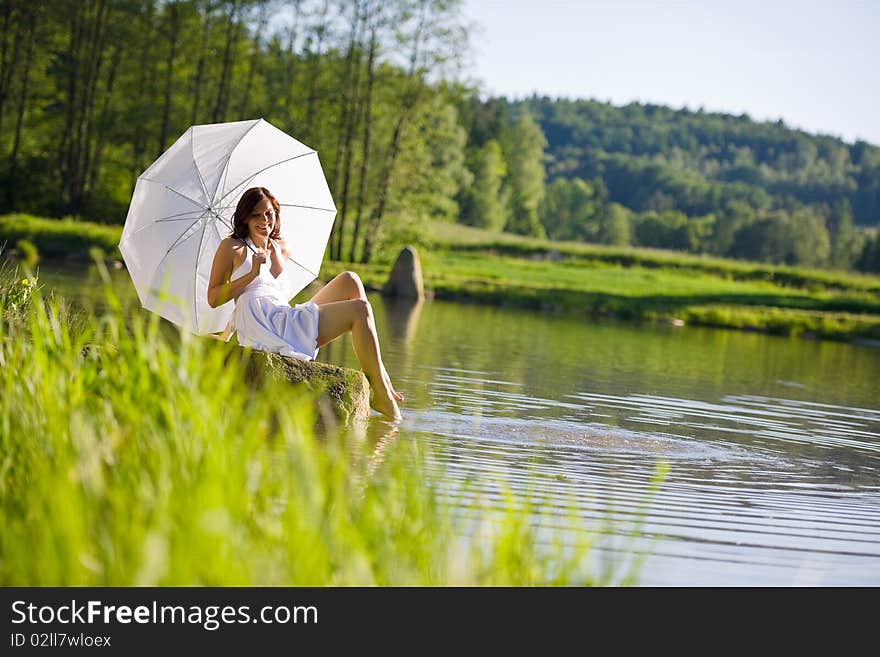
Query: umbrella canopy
[[120, 118, 336, 334]]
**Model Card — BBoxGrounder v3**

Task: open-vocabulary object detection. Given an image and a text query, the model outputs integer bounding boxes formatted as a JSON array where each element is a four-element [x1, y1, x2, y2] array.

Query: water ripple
[[402, 366, 880, 585]]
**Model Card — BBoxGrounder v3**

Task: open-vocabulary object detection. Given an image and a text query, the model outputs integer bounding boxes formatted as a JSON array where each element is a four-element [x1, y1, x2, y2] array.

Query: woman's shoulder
[[273, 236, 292, 256], [215, 237, 248, 269], [219, 236, 248, 252]]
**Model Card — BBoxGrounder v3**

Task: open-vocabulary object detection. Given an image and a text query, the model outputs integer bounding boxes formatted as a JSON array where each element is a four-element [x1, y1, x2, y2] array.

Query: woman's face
[[246, 197, 276, 239]]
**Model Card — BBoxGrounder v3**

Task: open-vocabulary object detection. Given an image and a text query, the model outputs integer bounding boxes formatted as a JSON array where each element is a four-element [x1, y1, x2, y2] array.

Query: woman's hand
[[251, 250, 268, 273], [267, 239, 286, 279]]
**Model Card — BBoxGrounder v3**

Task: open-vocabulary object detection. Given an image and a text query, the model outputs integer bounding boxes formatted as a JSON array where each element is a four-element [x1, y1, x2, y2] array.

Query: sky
[[460, 0, 880, 145]]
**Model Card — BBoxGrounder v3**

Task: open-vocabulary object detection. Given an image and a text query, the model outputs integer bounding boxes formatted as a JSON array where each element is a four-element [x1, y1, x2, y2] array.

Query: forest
[[1, 0, 879, 271]]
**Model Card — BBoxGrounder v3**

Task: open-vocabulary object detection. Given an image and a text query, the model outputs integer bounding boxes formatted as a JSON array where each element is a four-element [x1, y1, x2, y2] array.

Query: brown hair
[[231, 187, 281, 241]]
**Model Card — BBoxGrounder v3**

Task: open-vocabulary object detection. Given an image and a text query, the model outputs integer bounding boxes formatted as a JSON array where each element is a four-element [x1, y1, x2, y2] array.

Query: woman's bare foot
[[381, 365, 404, 402], [371, 394, 402, 421], [369, 376, 402, 421]]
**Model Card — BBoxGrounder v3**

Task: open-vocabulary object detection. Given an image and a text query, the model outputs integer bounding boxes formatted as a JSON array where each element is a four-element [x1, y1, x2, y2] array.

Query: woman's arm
[[207, 239, 264, 308]]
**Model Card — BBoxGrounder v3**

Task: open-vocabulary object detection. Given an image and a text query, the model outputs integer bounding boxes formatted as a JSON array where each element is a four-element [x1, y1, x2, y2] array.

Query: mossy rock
[[244, 351, 370, 425]]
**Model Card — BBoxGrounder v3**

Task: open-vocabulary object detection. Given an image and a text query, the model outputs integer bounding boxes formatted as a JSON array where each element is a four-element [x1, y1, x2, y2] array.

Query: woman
[[207, 186, 402, 421]]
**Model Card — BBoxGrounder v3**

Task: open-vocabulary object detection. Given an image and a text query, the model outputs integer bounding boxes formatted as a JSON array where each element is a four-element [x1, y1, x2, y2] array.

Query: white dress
[[231, 239, 320, 361]]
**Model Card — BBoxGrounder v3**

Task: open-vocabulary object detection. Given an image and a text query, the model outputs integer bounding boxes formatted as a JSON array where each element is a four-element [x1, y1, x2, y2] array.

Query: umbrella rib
[[120, 212, 204, 247], [147, 212, 207, 307], [286, 256, 318, 280], [278, 203, 337, 213], [217, 151, 316, 207], [212, 119, 262, 205], [190, 128, 212, 206], [213, 219, 229, 243], [158, 210, 209, 262], [138, 177, 208, 211], [155, 210, 206, 222], [193, 216, 211, 330]]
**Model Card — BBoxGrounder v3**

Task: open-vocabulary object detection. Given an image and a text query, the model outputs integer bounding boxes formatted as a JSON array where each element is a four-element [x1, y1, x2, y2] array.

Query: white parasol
[[119, 118, 336, 334]]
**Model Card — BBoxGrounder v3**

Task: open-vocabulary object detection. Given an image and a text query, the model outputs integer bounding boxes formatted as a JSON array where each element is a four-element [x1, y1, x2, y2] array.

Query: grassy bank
[[1, 260, 614, 586], [6, 212, 880, 342], [334, 222, 880, 342], [0, 213, 122, 261]]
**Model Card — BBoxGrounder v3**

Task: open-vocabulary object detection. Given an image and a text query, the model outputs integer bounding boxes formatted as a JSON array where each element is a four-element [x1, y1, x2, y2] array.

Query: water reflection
[[361, 296, 880, 585], [381, 297, 424, 345]]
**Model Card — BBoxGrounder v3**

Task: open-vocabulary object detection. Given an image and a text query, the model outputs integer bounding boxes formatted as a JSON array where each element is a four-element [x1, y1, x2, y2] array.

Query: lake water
[[40, 263, 880, 585]]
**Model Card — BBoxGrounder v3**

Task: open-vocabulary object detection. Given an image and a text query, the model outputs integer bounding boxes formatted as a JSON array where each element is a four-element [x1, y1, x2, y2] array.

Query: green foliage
[[523, 96, 880, 225], [501, 111, 547, 238], [857, 231, 880, 273], [459, 139, 507, 231], [539, 177, 601, 241], [450, 95, 880, 270], [0, 0, 473, 267], [3, 0, 877, 272], [391, 94, 471, 223], [598, 202, 632, 246], [829, 200, 864, 269], [15, 239, 39, 268], [0, 259, 39, 320]]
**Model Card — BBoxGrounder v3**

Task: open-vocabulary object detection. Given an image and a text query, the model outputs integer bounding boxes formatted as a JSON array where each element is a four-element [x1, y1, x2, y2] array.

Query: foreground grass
[[0, 261, 622, 586]]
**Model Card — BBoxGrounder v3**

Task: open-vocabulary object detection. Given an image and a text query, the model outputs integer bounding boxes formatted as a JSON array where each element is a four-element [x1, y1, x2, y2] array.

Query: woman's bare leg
[[316, 299, 401, 420], [310, 271, 367, 306], [311, 272, 403, 402]]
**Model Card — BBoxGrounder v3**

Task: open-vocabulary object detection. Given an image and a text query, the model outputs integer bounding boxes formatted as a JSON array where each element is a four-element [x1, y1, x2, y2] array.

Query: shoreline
[[4, 211, 880, 345]]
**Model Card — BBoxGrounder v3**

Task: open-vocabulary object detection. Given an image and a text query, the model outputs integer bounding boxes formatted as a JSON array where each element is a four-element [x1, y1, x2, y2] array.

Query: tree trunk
[[237, 2, 269, 119], [84, 41, 122, 214], [190, 1, 214, 125], [131, 5, 157, 186], [57, 1, 87, 214], [75, 0, 110, 214], [359, 1, 428, 264], [348, 28, 376, 263], [280, 0, 302, 118], [0, 1, 22, 142], [303, 0, 329, 137], [212, 0, 240, 123], [7, 4, 38, 208], [359, 109, 410, 264], [158, 2, 181, 156], [330, 1, 364, 260]]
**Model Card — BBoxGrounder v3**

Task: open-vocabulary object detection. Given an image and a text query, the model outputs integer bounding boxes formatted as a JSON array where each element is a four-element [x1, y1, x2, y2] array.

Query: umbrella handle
[[241, 237, 275, 255], [241, 238, 258, 255]]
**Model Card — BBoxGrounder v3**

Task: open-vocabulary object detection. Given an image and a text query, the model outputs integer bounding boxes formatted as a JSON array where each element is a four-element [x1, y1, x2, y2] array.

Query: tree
[[789, 208, 830, 267], [330, 0, 367, 261], [712, 200, 756, 255], [856, 232, 880, 273], [598, 202, 631, 246], [728, 212, 791, 264], [390, 93, 470, 224], [359, 0, 470, 264], [501, 111, 547, 237], [459, 139, 506, 231], [828, 199, 863, 269], [539, 177, 600, 241]]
